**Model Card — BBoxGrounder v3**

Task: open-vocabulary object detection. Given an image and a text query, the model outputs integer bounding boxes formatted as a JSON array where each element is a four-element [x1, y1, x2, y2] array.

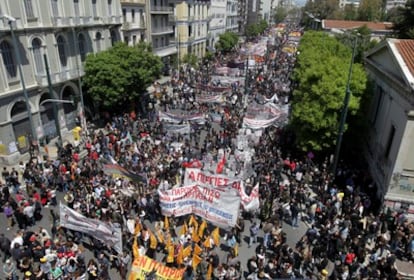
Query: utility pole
[[44, 54, 63, 147], [332, 36, 358, 175]]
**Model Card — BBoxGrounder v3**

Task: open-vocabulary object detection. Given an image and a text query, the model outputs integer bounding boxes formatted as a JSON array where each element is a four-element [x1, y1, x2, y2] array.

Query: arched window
[[56, 35, 67, 67], [78, 33, 86, 61], [32, 38, 44, 74], [0, 40, 17, 78], [95, 32, 102, 52]]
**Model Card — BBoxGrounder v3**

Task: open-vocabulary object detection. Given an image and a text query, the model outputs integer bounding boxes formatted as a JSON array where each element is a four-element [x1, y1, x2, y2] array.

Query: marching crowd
[[0, 23, 413, 280]]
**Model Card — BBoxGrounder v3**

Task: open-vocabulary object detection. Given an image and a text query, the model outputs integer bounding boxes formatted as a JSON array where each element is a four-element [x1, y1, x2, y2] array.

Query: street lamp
[[332, 35, 358, 175], [1, 14, 37, 145]]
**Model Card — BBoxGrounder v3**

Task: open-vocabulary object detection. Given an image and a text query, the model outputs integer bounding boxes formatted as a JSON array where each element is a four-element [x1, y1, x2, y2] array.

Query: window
[[132, 35, 137, 45], [132, 9, 135, 22], [74, 0, 80, 17], [24, 0, 35, 18], [51, 0, 59, 17], [95, 32, 102, 52], [371, 86, 383, 125], [122, 9, 126, 22], [110, 30, 118, 46], [56, 35, 67, 67], [0, 41, 17, 78], [92, 0, 97, 18], [108, 0, 112, 16], [385, 125, 395, 159], [78, 33, 86, 61], [32, 38, 44, 74]]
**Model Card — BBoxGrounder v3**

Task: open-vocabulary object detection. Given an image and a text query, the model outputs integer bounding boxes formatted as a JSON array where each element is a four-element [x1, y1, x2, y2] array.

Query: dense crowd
[[0, 23, 413, 280]]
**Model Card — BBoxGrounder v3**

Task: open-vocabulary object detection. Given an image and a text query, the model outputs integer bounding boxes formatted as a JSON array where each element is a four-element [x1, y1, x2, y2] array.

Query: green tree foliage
[[83, 42, 162, 110], [182, 53, 199, 67], [357, 0, 383, 21], [274, 6, 288, 23], [290, 31, 367, 151], [392, 0, 414, 39], [245, 20, 268, 38], [344, 4, 358, 20], [216, 31, 239, 53], [303, 0, 340, 21]]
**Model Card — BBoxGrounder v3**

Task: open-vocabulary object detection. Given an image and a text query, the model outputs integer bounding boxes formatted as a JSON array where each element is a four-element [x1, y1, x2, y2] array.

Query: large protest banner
[[129, 255, 185, 280], [183, 168, 259, 212], [59, 204, 123, 254], [158, 184, 240, 228], [158, 110, 205, 123]]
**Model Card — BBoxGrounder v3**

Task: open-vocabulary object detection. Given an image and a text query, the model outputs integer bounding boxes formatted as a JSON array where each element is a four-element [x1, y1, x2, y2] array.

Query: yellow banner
[[18, 136, 27, 149], [129, 255, 185, 280]]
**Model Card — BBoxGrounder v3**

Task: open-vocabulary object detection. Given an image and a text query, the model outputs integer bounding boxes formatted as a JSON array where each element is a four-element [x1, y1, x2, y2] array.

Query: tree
[[273, 6, 288, 23], [344, 4, 358, 20], [245, 20, 268, 38], [392, 0, 414, 39], [181, 53, 198, 68], [290, 31, 367, 152], [215, 31, 239, 53], [357, 0, 383, 21], [83, 42, 162, 111]]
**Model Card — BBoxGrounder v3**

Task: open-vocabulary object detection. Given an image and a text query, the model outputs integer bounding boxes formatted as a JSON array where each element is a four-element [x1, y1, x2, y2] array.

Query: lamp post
[[332, 36, 358, 175], [1, 15, 37, 145]]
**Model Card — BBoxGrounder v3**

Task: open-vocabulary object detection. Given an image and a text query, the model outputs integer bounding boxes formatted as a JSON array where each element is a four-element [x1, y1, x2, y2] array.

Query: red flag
[[216, 153, 226, 174]]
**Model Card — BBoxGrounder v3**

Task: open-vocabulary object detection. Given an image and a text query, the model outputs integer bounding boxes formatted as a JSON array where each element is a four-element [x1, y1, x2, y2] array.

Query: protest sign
[[103, 164, 147, 184], [183, 168, 259, 212], [158, 184, 240, 228], [129, 255, 185, 280], [59, 204, 123, 254]]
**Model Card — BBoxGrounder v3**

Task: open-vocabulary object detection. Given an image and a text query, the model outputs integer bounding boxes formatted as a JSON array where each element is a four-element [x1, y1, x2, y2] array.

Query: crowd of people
[[0, 21, 413, 280]]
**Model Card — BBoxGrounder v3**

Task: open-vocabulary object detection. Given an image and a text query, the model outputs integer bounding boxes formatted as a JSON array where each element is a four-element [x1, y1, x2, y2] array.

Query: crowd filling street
[[1, 22, 414, 280]]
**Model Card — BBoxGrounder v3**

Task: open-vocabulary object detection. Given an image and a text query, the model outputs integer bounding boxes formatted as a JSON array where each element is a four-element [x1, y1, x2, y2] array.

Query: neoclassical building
[[0, 0, 122, 164]]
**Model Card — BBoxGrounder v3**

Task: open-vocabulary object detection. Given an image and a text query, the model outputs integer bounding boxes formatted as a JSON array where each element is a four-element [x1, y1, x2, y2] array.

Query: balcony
[[151, 27, 174, 35], [153, 44, 178, 57], [50, 16, 96, 27], [103, 15, 122, 25], [35, 68, 84, 87], [168, 14, 176, 23], [123, 22, 146, 30], [176, 16, 195, 22], [121, 0, 146, 4], [150, 6, 174, 14]]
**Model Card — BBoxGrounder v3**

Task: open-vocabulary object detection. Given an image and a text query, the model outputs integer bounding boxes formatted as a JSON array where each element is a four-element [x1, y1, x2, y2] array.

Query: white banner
[[196, 94, 224, 103], [59, 204, 123, 254], [184, 168, 259, 212], [164, 123, 191, 134], [158, 111, 205, 123], [158, 185, 240, 228]]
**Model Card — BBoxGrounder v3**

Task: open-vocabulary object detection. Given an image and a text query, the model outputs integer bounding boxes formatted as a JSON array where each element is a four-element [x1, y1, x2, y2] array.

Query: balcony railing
[[150, 6, 174, 13], [35, 68, 84, 87], [168, 14, 176, 22], [103, 15, 122, 25], [123, 22, 146, 30], [121, 0, 145, 4], [151, 27, 174, 34]]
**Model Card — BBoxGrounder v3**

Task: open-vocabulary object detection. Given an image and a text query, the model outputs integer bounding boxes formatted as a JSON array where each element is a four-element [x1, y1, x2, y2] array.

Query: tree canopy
[[290, 31, 367, 152], [215, 31, 239, 53], [83, 42, 162, 111], [245, 20, 268, 38], [392, 0, 414, 39]]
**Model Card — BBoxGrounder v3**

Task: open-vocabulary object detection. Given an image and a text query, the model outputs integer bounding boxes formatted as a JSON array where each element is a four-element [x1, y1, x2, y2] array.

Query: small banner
[[129, 255, 185, 280]]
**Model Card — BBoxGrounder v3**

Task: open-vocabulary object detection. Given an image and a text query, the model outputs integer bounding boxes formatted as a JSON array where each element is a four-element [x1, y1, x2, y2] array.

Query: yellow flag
[[192, 226, 200, 243], [176, 245, 184, 265], [132, 236, 139, 260], [203, 237, 211, 248], [194, 244, 203, 256], [198, 220, 207, 238], [164, 216, 170, 230], [211, 227, 220, 246], [166, 233, 172, 247], [233, 243, 239, 257], [192, 253, 202, 270], [167, 244, 175, 263], [149, 230, 158, 250], [156, 228, 165, 244], [206, 263, 213, 280], [134, 221, 142, 235], [183, 245, 192, 258], [189, 215, 198, 227], [179, 222, 188, 236]]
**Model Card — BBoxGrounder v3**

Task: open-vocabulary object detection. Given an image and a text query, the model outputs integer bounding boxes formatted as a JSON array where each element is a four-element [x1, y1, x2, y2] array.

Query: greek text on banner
[[129, 255, 185, 280]]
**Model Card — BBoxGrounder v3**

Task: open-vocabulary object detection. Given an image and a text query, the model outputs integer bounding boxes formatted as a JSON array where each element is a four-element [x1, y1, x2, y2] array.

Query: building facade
[[172, 0, 211, 62], [364, 39, 414, 216], [147, 0, 177, 71], [121, 0, 147, 46], [209, 0, 226, 49], [0, 0, 122, 164], [225, 0, 238, 34]]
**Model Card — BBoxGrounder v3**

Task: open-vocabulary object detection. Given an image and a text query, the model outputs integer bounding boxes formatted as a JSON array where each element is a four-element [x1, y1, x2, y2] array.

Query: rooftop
[[395, 39, 414, 77], [322, 19, 394, 31]]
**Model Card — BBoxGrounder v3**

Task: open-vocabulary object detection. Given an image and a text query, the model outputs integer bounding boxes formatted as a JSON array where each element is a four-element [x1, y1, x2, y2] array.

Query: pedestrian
[[3, 202, 14, 230], [3, 258, 17, 280], [249, 222, 260, 248]]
